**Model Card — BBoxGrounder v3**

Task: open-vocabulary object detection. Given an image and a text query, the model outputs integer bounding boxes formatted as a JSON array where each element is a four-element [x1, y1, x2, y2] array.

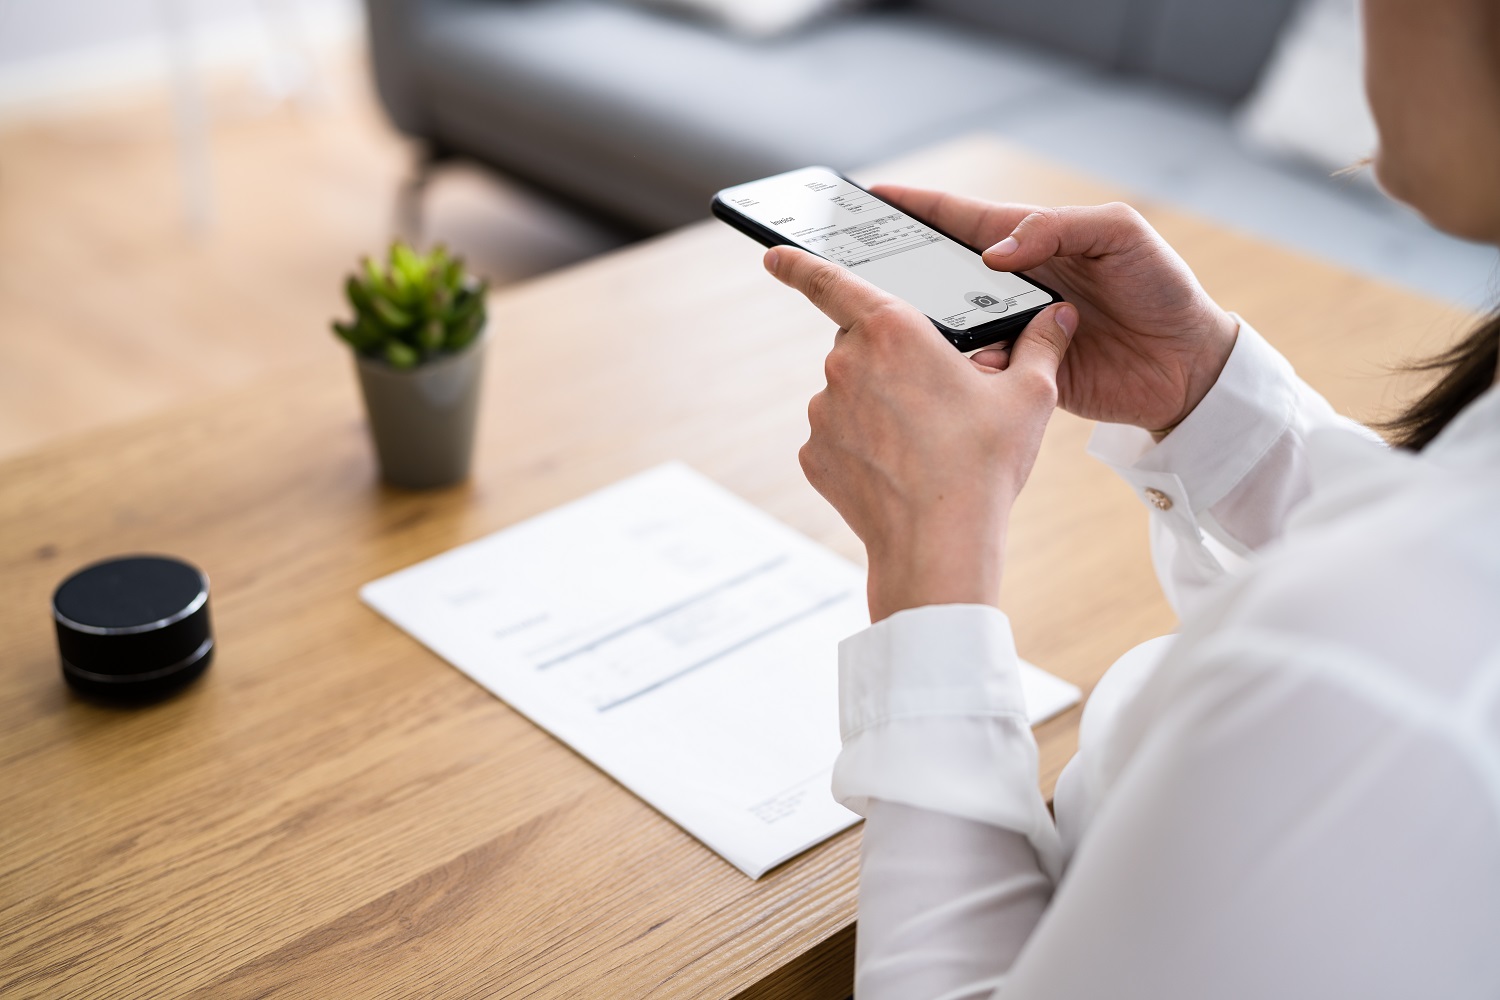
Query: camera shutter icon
[[965, 291, 1015, 314]]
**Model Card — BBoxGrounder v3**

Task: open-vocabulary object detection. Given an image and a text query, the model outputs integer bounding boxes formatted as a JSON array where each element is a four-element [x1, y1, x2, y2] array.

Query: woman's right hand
[[872, 186, 1240, 434]]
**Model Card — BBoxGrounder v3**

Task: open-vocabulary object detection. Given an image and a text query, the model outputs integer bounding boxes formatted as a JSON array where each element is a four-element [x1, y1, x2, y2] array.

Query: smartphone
[[713, 166, 1061, 352]]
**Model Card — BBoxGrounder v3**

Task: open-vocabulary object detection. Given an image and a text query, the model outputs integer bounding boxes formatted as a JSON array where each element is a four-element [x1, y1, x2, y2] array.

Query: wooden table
[[0, 136, 1469, 999]]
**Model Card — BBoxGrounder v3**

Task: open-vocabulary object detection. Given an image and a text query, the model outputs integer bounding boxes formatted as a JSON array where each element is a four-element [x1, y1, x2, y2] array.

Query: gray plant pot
[[354, 332, 487, 489]]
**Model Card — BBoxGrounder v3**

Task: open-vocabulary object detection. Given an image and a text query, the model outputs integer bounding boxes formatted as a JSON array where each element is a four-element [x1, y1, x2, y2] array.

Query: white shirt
[[831, 321, 1500, 999]]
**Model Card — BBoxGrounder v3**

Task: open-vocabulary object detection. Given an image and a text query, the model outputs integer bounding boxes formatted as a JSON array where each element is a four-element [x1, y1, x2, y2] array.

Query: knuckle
[[822, 347, 850, 385], [1021, 206, 1061, 233], [798, 440, 823, 486], [807, 387, 839, 435], [805, 263, 843, 303], [1021, 368, 1059, 404], [863, 300, 910, 339], [1102, 200, 1147, 233]]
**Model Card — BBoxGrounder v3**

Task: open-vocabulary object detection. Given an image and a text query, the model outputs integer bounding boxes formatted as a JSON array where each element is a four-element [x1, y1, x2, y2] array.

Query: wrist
[[865, 516, 1008, 622], [1151, 308, 1240, 437]]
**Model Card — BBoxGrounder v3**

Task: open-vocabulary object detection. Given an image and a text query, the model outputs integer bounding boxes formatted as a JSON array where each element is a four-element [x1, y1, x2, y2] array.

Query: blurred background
[[3, 0, 1496, 464]]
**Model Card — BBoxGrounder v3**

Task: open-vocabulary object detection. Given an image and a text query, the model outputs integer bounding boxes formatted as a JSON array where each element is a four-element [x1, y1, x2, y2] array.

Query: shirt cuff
[[831, 604, 1063, 878], [1086, 318, 1299, 527]]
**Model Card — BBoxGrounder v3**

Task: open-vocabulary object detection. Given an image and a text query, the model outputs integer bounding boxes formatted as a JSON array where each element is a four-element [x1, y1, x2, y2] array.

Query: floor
[[0, 45, 624, 463]]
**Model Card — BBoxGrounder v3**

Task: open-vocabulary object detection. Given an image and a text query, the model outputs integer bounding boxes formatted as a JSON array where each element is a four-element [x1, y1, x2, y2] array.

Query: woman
[[762, 0, 1500, 996]]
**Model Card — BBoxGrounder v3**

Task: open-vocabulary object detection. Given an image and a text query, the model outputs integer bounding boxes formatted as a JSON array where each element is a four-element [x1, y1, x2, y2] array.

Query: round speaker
[[52, 555, 214, 702]]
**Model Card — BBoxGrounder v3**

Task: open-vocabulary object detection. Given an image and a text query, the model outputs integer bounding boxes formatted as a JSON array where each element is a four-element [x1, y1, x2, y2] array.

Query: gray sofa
[[365, 0, 1498, 308]]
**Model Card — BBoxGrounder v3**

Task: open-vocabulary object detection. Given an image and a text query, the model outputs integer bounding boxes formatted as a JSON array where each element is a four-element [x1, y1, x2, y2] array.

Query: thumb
[[982, 203, 1145, 273], [1007, 303, 1078, 383]]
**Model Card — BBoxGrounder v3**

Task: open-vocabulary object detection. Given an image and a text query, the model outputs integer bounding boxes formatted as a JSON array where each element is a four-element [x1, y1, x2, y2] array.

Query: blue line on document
[[595, 590, 853, 713], [533, 555, 790, 671]]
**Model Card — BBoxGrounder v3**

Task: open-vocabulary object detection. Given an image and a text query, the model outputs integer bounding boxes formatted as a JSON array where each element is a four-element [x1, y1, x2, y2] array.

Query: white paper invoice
[[361, 463, 1081, 878]]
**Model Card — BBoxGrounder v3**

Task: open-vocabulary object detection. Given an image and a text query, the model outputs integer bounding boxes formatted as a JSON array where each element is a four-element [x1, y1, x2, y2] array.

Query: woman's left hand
[[765, 246, 1078, 623]]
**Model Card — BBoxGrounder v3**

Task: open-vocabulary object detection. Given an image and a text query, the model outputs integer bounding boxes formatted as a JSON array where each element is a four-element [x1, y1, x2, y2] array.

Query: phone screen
[[717, 167, 1053, 333]]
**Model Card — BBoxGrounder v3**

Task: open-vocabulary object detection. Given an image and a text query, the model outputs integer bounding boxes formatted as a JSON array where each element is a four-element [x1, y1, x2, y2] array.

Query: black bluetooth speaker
[[52, 555, 214, 702]]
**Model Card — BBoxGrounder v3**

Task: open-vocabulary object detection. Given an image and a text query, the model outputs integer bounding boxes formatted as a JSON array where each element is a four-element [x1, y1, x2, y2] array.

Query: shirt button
[[1144, 488, 1173, 511]]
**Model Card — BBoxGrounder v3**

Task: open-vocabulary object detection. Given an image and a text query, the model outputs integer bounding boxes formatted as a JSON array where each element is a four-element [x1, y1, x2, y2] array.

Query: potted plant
[[333, 243, 489, 489]]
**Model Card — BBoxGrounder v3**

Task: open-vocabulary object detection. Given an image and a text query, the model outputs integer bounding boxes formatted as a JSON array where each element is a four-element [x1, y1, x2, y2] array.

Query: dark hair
[[1380, 313, 1500, 450]]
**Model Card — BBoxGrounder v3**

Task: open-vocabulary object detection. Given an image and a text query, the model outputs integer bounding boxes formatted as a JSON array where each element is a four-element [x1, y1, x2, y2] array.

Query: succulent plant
[[333, 243, 487, 370]]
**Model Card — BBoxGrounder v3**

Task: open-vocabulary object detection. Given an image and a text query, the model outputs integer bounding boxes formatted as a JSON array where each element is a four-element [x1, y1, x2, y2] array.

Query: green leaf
[[362, 257, 389, 297], [447, 309, 484, 352], [352, 318, 384, 351], [387, 269, 418, 309], [344, 276, 372, 316], [449, 289, 481, 323], [391, 242, 422, 279], [384, 340, 419, 369], [335, 317, 384, 352], [442, 258, 464, 292], [339, 243, 482, 367], [370, 294, 413, 330]]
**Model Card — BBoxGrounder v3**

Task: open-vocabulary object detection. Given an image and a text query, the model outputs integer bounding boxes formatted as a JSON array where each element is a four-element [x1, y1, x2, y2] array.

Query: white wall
[[0, 0, 362, 117]]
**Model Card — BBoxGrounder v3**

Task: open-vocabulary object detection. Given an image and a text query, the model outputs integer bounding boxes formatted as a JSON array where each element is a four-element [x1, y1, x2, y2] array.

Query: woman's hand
[[765, 246, 1078, 623], [871, 186, 1239, 433]]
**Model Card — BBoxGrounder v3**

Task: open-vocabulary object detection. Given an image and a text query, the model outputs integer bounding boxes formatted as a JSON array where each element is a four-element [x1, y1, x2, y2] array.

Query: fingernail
[[986, 236, 1019, 256], [1055, 303, 1079, 336], [764, 248, 780, 274]]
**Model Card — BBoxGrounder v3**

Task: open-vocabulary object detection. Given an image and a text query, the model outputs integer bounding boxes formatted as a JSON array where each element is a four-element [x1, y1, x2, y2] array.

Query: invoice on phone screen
[[717, 167, 1053, 332]]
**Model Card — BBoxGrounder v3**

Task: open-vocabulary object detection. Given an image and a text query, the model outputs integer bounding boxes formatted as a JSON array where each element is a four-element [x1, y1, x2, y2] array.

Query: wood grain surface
[[0, 135, 1472, 999], [0, 47, 621, 463]]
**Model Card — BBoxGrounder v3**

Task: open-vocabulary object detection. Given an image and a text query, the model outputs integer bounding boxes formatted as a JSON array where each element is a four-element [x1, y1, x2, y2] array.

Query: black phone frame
[[711, 169, 1062, 352]]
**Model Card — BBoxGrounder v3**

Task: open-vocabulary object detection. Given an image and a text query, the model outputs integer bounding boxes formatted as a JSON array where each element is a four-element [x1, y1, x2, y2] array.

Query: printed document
[[362, 463, 1080, 877]]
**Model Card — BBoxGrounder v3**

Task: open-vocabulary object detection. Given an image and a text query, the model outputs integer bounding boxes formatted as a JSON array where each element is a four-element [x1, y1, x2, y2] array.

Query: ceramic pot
[[354, 332, 486, 489]]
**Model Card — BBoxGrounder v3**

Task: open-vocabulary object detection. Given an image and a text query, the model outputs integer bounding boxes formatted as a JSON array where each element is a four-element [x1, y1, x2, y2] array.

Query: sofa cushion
[[623, 0, 856, 39], [910, 0, 1133, 68], [1132, 0, 1300, 102], [415, 0, 1090, 229], [912, 0, 1298, 102]]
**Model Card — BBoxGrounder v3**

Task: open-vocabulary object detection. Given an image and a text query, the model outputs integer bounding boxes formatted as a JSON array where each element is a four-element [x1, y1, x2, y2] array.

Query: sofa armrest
[[364, 0, 447, 137]]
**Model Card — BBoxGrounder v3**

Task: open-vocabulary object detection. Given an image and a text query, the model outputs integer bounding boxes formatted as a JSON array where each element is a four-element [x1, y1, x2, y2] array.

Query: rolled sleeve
[[831, 604, 1063, 879], [1087, 318, 1299, 541], [1086, 320, 1366, 614]]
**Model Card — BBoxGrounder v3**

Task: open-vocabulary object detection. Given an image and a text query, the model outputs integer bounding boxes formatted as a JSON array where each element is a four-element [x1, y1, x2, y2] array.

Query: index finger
[[868, 185, 1040, 251], [764, 246, 898, 330]]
